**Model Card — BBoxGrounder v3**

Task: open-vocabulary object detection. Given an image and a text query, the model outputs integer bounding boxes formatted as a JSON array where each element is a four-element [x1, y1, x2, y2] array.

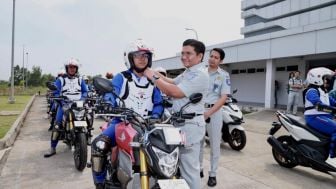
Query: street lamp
[[185, 28, 199, 40], [8, 0, 16, 104], [25, 52, 29, 88], [22, 45, 25, 89]]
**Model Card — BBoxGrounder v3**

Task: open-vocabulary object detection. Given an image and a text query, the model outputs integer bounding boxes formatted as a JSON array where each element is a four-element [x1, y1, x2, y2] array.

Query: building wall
[[241, 0, 336, 37]]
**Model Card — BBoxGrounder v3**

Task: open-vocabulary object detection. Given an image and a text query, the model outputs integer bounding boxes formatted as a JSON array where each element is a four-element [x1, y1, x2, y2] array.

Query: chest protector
[[60, 76, 82, 101], [304, 87, 330, 116], [119, 72, 155, 117]]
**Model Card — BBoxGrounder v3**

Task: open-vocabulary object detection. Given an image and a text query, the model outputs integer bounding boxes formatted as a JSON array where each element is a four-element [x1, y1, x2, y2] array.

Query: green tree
[[27, 66, 42, 86]]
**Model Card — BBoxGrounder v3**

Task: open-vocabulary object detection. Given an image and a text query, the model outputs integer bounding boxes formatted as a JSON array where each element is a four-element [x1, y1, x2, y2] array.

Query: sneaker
[[44, 148, 56, 158], [200, 170, 204, 178], [207, 176, 217, 187]]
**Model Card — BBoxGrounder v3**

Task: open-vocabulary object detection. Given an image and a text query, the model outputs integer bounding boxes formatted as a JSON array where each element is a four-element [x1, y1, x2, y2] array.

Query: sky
[[0, 0, 243, 80]]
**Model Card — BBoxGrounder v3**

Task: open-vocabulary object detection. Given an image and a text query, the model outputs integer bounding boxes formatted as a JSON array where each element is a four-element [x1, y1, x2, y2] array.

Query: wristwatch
[[152, 74, 160, 82]]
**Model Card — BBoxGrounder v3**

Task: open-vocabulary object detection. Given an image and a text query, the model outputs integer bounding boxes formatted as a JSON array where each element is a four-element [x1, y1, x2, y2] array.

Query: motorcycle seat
[[286, 114, 329, 140]]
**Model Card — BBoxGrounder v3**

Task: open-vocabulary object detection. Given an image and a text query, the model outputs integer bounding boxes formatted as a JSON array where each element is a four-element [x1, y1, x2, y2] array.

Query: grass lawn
[[0, 96, 32, 139]]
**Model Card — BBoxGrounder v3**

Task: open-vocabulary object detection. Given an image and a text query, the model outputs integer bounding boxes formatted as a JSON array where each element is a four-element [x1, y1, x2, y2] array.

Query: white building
[[152, 0, 336, 109]]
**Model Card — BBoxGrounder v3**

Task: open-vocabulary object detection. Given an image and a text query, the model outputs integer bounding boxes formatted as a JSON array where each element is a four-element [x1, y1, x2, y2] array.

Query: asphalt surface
[[0, 96, 336, 189]]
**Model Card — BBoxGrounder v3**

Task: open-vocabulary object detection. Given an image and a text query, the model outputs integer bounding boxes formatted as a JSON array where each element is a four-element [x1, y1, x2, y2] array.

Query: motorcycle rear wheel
[[272, 135, 298, 168], [74, 132, 88, 171], [227, 129, 246, 151]]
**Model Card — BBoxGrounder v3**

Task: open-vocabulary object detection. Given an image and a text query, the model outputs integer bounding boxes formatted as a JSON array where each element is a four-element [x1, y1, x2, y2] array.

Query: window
[[247, 68, 256, 73], [287, 65, 298, 71], [256, 68, 265, 72], [231, 69, 239, 74], [240, 69, 246, 73], [276, 67, 286, 71]]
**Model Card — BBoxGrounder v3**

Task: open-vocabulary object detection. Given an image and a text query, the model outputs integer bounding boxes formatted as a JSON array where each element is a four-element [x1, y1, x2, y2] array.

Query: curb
[[0, 95, 36, 150]]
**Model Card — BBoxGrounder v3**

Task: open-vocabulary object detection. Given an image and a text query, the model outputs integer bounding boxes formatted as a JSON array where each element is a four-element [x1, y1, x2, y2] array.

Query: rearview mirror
[[93, 77, 113, 93], [232, 89, 238, 94], [189, 93, 202, 104], [46, 82, 57, 91]]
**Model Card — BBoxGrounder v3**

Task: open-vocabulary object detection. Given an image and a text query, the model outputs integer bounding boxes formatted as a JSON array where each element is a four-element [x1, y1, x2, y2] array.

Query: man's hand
[[204, 111, 211, 121]]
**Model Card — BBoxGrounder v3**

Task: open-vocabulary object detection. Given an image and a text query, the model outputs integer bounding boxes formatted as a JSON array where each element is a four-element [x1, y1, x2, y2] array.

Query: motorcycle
[[91, 77, 196, 189], [205, 89, 246, 151], [267, 104, 336, 173], [48, 84, 93, 171]]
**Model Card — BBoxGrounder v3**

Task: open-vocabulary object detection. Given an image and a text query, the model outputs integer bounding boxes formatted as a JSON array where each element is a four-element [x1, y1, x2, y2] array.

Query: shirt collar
[[187, 63, 204, 72]]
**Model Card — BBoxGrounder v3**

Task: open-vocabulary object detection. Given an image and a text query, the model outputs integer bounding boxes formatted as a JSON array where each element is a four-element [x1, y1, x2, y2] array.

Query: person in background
[[286, 71, 303, 115], [199, 48, 230, 187]]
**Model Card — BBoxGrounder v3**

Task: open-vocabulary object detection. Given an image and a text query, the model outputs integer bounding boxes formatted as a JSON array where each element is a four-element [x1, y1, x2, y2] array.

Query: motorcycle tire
[[74, 132, 88, 171], [227, 129, 246, 151], [272, 135, 298, 168]]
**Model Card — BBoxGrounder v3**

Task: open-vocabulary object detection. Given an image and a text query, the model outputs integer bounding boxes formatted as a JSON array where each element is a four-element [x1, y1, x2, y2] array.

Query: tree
[[27, 66, 42, 86]]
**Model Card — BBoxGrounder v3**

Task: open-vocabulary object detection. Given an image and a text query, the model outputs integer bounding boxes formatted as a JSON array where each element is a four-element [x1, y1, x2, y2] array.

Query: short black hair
[[182, 39, 206, 61], [210, 48, 225, 60]]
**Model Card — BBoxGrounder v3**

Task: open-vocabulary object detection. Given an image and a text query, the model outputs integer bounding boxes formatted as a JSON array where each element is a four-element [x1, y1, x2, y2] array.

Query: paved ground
[[0, 96, 336, 189]]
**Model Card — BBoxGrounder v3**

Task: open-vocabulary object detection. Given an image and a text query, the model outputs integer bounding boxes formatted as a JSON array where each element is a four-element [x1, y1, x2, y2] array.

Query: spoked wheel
[[272, 135, 298, 168], [74, 132, 88, 171], [227, 129, 246, 151]]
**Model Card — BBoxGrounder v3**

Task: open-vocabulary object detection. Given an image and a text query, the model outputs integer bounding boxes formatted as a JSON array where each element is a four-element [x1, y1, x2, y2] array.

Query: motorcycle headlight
[[152, 146, 179, 178], [73, 109, 85, 120]]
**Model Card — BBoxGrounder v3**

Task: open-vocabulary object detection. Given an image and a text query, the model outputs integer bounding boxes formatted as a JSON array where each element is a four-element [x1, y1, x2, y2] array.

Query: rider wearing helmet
[[91, 39, 163, 189], [304, 67, 336, 158], [83, 75, 93, 91], [44, 58, 88, 158]]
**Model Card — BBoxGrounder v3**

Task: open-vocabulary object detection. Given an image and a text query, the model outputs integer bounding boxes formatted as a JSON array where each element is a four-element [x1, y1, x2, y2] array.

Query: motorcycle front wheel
[[74, 132, 88, 171], [272, 135, 298, 168], [227, 129, 246, 151]]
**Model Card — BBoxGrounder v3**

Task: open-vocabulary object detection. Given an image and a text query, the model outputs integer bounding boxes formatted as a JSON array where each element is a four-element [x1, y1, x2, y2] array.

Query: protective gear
[[154, 67, 167, 77], [60, 77, 82, 101], [124, 39, 153, 73], [119, 72, 155, 117], [44, 147, 56, 158], [91, 135, 112, 173], [306, 67, 334, 86], [304, 88, 330, 115], [65, 58, 79, 74]]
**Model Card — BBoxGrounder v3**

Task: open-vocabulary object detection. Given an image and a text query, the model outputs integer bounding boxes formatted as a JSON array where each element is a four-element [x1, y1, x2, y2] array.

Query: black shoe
[[207, 176, 217, 187], [44, 148, 56, 158], [200, 170, 204, 178], [95, 183, 104, 189], [48, 125, 53, 131]]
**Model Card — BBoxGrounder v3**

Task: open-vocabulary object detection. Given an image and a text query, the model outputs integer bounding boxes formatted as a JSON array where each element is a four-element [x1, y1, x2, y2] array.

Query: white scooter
[[267, 104, 336, 173], [206, 89, 246, 151]]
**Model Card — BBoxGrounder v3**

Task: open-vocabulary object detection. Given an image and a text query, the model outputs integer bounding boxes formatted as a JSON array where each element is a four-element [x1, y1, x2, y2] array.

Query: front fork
[[140, 149, 149, 189]]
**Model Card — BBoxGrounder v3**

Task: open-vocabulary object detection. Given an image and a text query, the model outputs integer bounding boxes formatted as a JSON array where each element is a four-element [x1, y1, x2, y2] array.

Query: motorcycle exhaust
[[267, 136, 287, 155]]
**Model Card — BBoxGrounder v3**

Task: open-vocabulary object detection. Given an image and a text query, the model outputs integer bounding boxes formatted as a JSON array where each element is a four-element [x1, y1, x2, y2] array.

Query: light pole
[[8, 0, 16, 104], [185, 28, 199, 40], [25, 52, 29, 88], [22, 45, 25, 89]]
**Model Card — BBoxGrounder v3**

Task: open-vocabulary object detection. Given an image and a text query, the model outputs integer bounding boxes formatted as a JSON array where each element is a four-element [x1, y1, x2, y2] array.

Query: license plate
[[74, 121, 87, 127], [157, 179, 189, 189]]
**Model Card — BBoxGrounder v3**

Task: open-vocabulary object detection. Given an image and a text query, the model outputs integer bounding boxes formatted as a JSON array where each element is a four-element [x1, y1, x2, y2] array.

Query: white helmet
[[154, 67, 167, 76], [65, 58, 79, 74], [306, 67, 334, 86], [123, 39, 153, 72]]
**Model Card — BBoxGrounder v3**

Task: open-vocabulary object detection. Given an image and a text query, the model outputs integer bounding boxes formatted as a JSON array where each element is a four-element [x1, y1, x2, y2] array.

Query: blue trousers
[[305, 114, 336, 157]]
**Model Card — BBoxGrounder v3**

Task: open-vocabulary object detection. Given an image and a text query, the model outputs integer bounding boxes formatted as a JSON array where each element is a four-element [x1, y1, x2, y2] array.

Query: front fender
[[228, 125, 244, 133]]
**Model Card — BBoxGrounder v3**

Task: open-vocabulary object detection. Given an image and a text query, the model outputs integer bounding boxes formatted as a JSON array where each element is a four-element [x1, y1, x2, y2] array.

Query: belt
[[204, 103, 214, 108]]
